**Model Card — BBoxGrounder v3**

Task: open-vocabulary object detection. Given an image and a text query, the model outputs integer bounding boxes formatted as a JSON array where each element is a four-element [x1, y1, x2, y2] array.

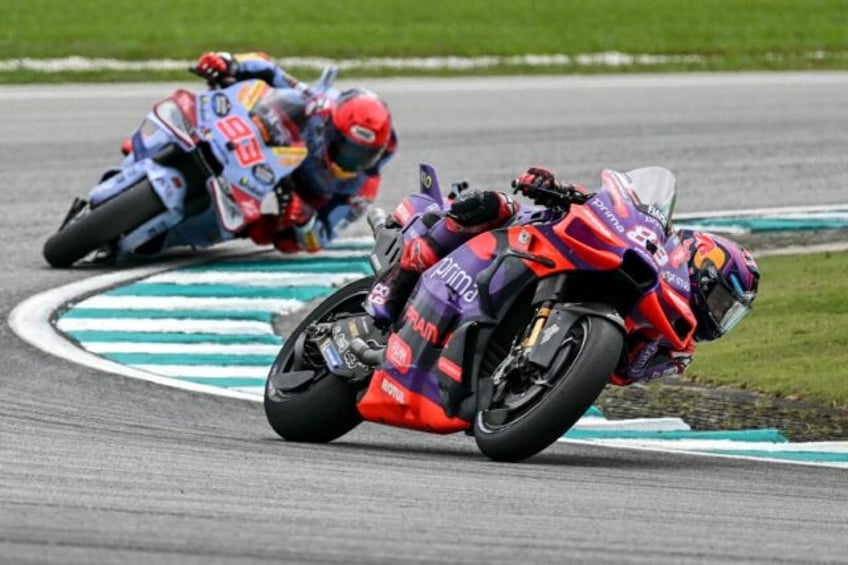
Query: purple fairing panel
[[420, 243, 495, 318], [382, 283, 463, 408]]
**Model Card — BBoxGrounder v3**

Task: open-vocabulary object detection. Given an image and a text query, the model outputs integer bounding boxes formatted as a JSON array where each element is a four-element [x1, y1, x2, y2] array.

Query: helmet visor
[[326, 124, 385, 172], [704, 274, 752, 335]]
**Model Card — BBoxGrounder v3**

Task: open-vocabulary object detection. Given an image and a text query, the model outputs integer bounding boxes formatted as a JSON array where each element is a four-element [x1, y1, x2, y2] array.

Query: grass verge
[[1, 0, 847, 82], [689, 249, 848, 408]]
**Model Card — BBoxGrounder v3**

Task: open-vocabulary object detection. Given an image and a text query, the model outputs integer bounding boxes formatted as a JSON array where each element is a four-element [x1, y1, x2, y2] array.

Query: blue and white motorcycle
[[43, 67, 337, 268]]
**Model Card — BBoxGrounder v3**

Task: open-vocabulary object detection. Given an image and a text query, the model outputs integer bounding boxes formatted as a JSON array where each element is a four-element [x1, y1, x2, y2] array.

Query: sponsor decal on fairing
[[212, 92, 231, 117], [427, 256, 478, 303]]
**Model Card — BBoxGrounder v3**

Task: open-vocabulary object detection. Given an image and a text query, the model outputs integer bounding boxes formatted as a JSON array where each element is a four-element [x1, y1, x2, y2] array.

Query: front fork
[[523, 300, 554, 350]]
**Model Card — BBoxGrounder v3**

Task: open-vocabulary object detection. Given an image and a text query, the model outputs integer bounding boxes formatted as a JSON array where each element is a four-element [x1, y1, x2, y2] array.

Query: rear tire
[[43, 179, 165, 268], [474, 315, 623, 462], [264, 277, 374, 443]]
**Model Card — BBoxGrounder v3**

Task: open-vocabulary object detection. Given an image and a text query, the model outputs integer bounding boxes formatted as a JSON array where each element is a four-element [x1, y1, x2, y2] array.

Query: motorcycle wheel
[[263, 277, 374, 443], [43, 179, 165, 268], [474, 314, 624, 462]]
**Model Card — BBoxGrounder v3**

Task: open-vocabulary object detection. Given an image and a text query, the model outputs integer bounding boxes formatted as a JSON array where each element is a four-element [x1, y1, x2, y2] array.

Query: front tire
[[474, 315, 624, 462], [43, 180, 165, 268], [264, 277, 374, 443]]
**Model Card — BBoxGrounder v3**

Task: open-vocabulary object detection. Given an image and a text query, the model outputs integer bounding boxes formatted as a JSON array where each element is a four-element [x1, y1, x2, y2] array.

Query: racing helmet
[[686, 231, 760, 341], [325, 89, 392, 175]]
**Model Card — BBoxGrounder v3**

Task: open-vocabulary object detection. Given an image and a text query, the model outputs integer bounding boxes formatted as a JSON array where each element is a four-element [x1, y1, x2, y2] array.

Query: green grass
[[689, 250, 848, 408], [1, 0, 847, 82]]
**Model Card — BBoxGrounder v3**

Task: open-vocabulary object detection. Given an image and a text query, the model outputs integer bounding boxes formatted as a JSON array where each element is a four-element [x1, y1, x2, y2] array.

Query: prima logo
[[428, 257, 478, 302], [590, 197, 626, 233]]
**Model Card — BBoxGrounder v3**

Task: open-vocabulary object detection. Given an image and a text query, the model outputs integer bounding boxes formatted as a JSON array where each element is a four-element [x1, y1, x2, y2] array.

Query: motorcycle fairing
[[553, 191, 695, 349], [126, 91, 198, 163], [89, 160, 149, 206], [197, 81, 308, 192], [97, 80, 317, 254], [388, 164, 445, 227], [356, 229, 544, 432], [357, 367, 470, 433], [197, 82, 310, 234], [356, 171, 695, 432]]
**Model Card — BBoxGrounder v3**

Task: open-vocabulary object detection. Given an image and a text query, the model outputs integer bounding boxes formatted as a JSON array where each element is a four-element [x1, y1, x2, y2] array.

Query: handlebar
[[511, 179, 589, 210], [187, 66, 231, 90]]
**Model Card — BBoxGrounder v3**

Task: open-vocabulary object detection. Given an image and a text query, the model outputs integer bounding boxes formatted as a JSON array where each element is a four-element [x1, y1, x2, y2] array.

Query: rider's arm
[[313, 134, 399, 245], [256, 175, 380, 255], [229, 52, 295, 88], [195, 51, 298, 89], [314, 173, 381, 247], [609, 336, 695, 386]]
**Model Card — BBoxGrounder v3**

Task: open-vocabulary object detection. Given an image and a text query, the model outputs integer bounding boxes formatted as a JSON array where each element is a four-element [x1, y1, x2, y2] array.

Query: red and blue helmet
[[325, 89, 392, 176], [685, 231, 760, 341]]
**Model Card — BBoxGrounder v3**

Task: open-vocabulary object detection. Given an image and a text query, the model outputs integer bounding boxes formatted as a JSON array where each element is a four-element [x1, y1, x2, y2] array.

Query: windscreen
[[152, 99, 194, 148], [626, 166, 678, 230], [250, 89, 307, 147]]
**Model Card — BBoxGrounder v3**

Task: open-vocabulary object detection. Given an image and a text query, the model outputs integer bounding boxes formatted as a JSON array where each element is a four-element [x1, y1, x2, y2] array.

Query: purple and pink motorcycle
[[264, 163, 695, 462]]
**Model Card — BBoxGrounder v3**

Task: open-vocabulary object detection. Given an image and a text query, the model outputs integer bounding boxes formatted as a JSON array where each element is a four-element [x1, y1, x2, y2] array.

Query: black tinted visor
[[704, 275, 751, 335]]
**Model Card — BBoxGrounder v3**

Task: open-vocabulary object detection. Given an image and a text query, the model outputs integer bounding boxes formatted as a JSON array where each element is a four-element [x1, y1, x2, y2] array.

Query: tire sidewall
[[474, 315, 624, 462], [263, 277, 374, 443]]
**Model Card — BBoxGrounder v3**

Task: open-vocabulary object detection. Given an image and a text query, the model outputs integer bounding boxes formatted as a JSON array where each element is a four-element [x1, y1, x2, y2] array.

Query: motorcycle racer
[[364, 166, 760, 387], [190, 51, 398, 253]]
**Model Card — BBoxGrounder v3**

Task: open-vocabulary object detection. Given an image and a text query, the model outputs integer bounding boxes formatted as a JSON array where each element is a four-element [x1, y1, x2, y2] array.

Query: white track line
[[73, 295, 304, 313], [83, 342, 281, 355], [8, 253, 276, 402], [145, 271, 364, 287], [128, 365, 270, 378], [58, 318, 276, 334], [561, 438, 848, 470]]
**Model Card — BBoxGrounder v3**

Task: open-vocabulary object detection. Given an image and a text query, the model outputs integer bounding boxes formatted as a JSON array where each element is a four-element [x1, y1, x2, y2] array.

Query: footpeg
[[349, 337, 385, 367]]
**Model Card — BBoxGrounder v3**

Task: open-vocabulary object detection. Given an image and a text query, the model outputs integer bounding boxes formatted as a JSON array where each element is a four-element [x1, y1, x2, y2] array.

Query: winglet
[[418, 163, 444, 207]]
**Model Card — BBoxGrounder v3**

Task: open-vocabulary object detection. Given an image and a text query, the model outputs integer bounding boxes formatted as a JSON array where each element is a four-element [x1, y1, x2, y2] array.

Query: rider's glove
[[194, 52, 237, 86], [513, 166, 558, 196], [447, 191, 517, 234]]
